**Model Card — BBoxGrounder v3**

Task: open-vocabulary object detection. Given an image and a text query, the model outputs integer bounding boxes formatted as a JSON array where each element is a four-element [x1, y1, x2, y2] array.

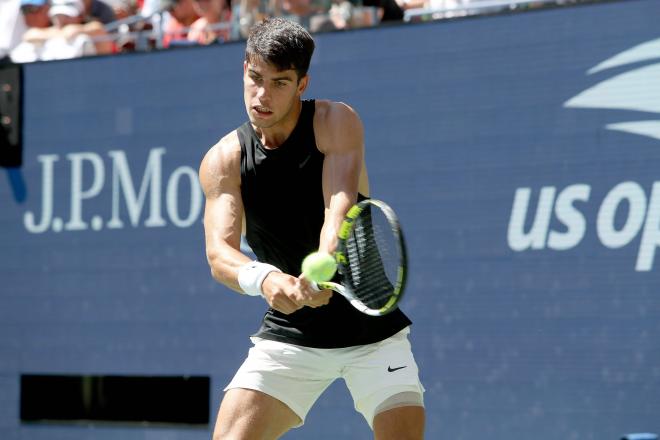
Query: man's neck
[[254, 99, 303, 149]]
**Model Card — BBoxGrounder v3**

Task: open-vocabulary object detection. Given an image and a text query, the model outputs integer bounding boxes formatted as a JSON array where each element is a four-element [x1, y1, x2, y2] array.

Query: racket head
[[334, 199, 407, 316]]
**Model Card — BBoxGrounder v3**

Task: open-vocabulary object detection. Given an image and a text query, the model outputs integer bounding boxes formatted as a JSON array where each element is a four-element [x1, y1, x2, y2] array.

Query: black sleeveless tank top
[[238, 99, 411, 348]]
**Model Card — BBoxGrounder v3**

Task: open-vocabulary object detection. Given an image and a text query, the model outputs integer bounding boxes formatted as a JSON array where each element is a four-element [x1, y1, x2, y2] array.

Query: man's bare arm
[[315, 101, 368, 255], [199, 133, 251, 293], [199, 132, 331, 312]]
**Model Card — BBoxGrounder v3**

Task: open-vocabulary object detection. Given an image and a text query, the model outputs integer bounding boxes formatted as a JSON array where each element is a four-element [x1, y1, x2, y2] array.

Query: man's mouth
[[253, 105, 272, 116]]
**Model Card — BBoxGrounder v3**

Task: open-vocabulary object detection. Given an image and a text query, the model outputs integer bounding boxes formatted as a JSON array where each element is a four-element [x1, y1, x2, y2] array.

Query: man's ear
[[297, 74, 309, 96]]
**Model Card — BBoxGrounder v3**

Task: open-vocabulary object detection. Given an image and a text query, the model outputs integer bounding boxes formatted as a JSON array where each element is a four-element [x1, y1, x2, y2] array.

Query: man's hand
[[261, 272, 333, 314]]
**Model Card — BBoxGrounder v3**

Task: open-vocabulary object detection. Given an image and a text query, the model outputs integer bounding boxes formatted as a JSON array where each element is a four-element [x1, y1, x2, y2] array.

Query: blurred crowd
[[0, 0, 417, 62], [0, 0, 572, 63]]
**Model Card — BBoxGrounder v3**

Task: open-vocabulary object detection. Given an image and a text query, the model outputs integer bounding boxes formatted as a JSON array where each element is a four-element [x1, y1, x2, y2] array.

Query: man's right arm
[[199, 133, 251, 293], [199, 132, 331, 313]]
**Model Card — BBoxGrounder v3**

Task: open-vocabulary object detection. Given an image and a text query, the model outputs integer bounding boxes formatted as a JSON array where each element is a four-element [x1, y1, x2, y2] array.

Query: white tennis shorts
[[224, 326, 425, 428]]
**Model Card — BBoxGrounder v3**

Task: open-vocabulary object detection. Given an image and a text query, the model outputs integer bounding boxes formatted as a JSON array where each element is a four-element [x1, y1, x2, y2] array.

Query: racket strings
[[342, 207, 399, 309]]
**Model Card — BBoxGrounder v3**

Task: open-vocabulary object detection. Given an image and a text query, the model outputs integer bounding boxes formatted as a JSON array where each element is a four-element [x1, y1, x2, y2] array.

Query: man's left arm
[[315, 101, 367, 254]]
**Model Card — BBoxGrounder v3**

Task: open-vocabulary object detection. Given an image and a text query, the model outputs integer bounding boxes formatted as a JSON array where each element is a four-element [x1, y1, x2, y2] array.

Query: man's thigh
[[213, 388, 300, 440], [343, 328, 425, 427], [373, 405, 425, 440], [221, 338, 339, 429]]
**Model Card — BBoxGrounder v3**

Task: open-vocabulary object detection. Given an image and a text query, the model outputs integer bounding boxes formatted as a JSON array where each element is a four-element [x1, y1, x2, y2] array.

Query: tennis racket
[[316, 199, 407, 316]]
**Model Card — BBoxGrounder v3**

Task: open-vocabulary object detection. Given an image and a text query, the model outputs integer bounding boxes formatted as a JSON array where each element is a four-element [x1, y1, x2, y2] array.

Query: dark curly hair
[[245, 18, 315, 81]]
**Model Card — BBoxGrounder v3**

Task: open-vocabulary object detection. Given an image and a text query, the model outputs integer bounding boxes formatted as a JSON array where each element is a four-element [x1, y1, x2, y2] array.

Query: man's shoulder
[[200, 130, 241, 171], [313, 100, 363, 154], [209, 129, 241, 154], [314, 99, 358, 121], [313, 100, 361, 134], [199, 129, 244, 194]]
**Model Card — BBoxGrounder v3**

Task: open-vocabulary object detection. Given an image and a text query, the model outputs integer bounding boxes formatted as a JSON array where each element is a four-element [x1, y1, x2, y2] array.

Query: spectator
[[13, 0, 112, 61], [310, 0, 381, 32], [327, 0, 354, 30], [275, 0, 313, 16], [360, 0, 404, 21], [187, 0, 232, 44], [82, 0, 118, 23], [20, 0, 52, 28], [233, 0, 267, 39], [1, 0, 28, 60], [161, 0, 199, 47], [49, 0, 113, 52], [105, 0, 138, 20], [7, 0, 53, 60]]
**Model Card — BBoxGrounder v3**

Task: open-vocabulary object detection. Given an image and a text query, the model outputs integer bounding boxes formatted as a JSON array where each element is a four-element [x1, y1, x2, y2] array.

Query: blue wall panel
[[2, 0, 660, 438]]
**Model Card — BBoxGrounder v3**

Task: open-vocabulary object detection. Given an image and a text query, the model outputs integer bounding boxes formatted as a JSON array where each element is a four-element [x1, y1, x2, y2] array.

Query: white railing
[[404, 0, 577, 22]]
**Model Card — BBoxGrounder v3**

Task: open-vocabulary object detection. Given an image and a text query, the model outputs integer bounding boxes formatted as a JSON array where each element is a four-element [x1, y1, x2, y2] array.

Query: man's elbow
[[206, 252, 223, 281], [209, 265, 225, 284]]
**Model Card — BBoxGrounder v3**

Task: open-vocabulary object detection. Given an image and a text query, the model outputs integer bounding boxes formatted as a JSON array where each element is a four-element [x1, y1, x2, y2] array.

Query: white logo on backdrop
[[23, 148, 203, 234], [564, 37, 660, 140], [508, 38, 660, 271]]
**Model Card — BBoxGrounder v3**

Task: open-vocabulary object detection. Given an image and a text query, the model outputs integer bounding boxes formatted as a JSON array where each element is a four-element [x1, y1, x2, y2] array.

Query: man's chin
[[249, 117, 276, 129]]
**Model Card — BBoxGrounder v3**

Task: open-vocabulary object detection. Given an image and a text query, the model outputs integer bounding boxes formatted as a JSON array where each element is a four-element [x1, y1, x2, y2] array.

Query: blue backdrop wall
[[2, 0, 660, 438]]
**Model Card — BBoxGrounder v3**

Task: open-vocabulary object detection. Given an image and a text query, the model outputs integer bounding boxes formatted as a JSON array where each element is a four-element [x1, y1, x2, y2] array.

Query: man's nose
[[256, 85, 269, 101]]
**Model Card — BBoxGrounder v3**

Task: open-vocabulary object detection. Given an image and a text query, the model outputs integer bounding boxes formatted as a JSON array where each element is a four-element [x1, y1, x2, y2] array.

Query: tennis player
[[199, 17, 425, 439]]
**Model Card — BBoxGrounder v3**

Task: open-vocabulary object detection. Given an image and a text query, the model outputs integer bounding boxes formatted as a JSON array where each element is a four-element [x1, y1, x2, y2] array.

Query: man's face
[[243, 57, 308, 130]]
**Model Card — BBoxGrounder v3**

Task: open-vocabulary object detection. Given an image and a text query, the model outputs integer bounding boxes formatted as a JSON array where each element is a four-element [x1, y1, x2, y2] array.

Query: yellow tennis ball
[[301, 252, 337, 282]]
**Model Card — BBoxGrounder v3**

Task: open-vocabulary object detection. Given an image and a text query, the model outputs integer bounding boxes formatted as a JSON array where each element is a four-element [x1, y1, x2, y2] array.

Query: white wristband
[[237, 261, 282, 297]]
